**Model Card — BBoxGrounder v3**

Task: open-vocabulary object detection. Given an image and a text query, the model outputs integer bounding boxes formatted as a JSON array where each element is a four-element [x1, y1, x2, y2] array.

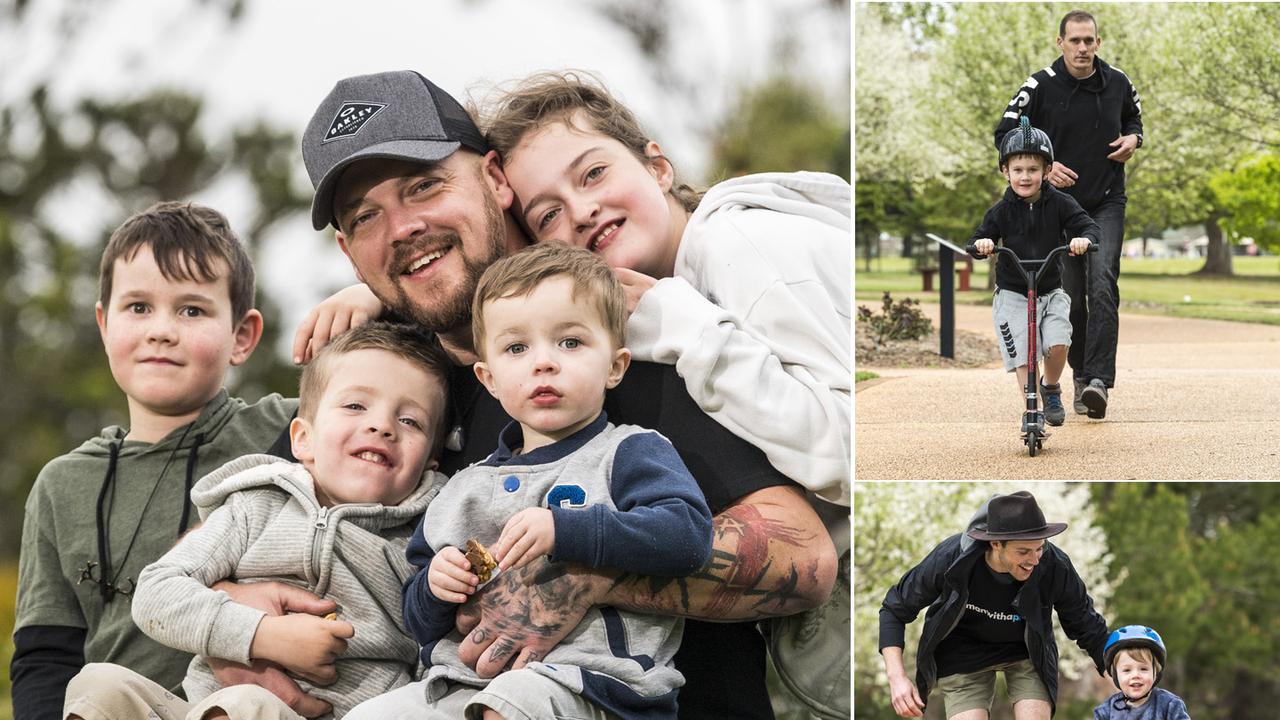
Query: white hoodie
[[625, 171, 851, 506]]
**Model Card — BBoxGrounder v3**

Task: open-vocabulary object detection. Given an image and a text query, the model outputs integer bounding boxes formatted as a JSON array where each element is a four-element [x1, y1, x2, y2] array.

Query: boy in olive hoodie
[[12, 202, 296, 719]]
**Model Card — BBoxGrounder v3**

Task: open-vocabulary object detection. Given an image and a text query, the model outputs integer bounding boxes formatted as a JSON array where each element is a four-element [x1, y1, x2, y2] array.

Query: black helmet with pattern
[[1000, 116, 1054, 168]]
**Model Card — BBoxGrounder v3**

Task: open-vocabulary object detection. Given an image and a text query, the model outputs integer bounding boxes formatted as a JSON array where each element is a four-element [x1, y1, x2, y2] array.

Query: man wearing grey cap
[[283, 70, 836, 718], [879, 491, 1109, 720]]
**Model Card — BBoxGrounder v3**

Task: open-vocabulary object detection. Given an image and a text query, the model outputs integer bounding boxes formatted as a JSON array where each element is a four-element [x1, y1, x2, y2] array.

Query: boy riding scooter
[[969, 118, 1100, 452]]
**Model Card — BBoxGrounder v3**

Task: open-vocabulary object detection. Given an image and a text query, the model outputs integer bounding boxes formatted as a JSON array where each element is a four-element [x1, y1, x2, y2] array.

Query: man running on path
[[879, 490, 1109, 719], [995, 10, 1144, 419]]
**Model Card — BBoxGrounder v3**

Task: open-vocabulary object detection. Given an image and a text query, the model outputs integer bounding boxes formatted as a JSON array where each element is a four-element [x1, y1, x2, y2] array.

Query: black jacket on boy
[[970, 183, 1101, 295], [995, 56, 1144, 213], [878, 525, 1109, 715]]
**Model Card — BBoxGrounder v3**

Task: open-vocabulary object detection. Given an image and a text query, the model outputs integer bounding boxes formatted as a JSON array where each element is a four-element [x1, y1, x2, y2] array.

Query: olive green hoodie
[[15, 390, 296, 696]]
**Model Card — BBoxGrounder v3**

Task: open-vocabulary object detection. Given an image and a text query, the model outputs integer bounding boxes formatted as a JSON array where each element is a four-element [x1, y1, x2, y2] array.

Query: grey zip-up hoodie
[[131, 454, 446, 719]]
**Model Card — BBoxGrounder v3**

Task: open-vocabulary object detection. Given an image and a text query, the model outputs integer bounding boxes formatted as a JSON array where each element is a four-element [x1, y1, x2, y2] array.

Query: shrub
[[857, 292, 933, 344]]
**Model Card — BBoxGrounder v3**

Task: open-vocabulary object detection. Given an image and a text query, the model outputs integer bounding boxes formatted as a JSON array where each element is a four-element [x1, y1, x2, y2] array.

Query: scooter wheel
[[1027, 434, 1039, 457]]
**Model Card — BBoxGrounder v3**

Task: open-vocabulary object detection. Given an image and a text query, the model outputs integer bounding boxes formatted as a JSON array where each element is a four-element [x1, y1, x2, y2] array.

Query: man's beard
[[385, 188, 506, 335]]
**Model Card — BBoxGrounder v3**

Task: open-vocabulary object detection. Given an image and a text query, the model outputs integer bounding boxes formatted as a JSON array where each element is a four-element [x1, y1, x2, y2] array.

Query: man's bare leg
[[948, 710, 990, 720], [1013, 698, 1052, 720]]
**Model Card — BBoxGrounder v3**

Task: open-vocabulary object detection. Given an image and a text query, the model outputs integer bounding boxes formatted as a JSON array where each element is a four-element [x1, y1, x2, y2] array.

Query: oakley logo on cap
[[324, 102, 388, 143]]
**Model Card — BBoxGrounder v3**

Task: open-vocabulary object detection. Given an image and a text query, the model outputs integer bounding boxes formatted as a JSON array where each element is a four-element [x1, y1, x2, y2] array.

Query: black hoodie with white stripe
[[995, 56, 1144, 212]]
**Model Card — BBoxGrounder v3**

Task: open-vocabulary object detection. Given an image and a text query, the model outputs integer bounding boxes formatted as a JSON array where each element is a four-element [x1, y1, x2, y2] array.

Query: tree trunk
[[1195, 210, 1234, 276], [858, 224, 878, 273], [901, 232, 915, 259]]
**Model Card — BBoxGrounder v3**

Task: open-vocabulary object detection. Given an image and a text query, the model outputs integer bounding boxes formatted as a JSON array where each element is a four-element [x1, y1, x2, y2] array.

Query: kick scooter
[[965, 241, 1097, 456]]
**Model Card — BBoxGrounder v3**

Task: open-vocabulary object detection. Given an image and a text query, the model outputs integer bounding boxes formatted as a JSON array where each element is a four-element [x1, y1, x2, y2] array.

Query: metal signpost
[[926, 233, 968, 359]]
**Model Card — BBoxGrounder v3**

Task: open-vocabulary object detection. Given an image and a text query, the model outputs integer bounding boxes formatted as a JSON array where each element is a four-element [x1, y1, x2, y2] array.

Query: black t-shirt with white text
[[935, 561, 1030, 677]]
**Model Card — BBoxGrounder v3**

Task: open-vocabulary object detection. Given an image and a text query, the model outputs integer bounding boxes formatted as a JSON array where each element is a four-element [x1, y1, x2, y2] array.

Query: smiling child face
[[290, 348, 444, 506]]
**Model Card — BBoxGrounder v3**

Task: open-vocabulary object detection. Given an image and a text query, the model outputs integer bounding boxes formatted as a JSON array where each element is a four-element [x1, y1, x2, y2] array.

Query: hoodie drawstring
[[88, 422, 195, 604], [94, 441, 122, 603], [178, 433, 204, 536]]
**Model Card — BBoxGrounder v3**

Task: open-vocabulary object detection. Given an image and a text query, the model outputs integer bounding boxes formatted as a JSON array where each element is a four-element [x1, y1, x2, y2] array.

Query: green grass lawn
[[855, 370, 880, 383], [855, 255, 1280, 325]]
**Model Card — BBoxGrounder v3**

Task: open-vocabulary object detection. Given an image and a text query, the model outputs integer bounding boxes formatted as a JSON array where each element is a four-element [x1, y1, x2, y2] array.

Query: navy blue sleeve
[[878, 536, 958, 651], [11, 624, 86, 720], [550, 432, 713, 577], [400, 514, 460, 646], [1049, 546, 1109, 675]]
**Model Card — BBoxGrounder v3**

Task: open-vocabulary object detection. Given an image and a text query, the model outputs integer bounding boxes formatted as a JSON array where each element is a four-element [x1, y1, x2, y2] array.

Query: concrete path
[[856, 304, 1280, 480]]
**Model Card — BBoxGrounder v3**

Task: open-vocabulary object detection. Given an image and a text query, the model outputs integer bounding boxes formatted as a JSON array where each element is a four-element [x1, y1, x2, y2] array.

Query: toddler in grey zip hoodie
[[63, 322, 453, 720]]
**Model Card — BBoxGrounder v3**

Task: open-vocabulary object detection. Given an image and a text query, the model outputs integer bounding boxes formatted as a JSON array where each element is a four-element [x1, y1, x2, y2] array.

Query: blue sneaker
[[1041, 381, 1066, 426]]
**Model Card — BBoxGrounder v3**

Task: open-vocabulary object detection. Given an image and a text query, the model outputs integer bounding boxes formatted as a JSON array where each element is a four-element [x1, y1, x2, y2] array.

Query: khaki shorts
[[64, 662, 304, 720], [937, 658, 1050, 718]]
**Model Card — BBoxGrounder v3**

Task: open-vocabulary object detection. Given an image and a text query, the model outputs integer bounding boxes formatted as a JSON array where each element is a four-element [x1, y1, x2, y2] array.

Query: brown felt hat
[[966, 490, 1067, 542]]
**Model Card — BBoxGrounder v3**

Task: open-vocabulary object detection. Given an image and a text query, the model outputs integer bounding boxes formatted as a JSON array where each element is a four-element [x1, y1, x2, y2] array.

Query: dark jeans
[[1061, 196, 1125, 388]]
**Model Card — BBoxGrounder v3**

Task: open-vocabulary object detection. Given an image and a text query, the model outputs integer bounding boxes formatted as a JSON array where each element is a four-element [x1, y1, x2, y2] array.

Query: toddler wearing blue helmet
[[1094, 625, 1191, 719]]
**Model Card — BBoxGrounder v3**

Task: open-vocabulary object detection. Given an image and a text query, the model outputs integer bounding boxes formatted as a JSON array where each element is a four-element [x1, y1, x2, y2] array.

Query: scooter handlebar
[[963, 241, 1097, 262]]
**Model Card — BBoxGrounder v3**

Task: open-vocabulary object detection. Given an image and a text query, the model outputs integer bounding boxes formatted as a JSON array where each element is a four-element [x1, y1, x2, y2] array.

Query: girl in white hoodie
[[487, 71, 851, 508]]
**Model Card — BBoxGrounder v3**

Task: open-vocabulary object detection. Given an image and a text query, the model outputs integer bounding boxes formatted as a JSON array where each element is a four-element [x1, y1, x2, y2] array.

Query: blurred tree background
[[855, 483, 1280, 720], [855, 2, 1280, 274], [1, 0, 849, 716]]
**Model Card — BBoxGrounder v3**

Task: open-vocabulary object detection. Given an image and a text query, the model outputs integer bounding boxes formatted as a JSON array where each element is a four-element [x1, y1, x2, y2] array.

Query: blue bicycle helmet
[[1103, 625, 1166, 689], [1000, 116, 1054, 168]]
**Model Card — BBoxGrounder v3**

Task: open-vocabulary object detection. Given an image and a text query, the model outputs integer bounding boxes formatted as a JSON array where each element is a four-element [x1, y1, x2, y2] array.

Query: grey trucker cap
[[303, 70, 491, 230]]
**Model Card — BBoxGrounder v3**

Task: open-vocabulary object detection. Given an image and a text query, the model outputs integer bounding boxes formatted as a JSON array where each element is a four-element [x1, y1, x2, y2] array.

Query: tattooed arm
[[456, 484, 836, 677]]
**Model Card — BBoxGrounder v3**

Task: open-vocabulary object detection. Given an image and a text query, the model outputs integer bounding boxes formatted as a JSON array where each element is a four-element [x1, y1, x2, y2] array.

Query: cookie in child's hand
[[465, 539, 497, 584]]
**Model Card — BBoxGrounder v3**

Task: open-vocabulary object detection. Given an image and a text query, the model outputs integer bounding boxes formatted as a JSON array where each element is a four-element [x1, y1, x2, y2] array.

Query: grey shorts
[[344, 671, 618, 720], [991, 288, 1072, 372], [937, 658, 1051, 718]]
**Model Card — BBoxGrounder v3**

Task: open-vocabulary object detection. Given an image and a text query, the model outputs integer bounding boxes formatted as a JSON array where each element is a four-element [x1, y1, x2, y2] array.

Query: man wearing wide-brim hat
[[878, 491, 1109, 720]]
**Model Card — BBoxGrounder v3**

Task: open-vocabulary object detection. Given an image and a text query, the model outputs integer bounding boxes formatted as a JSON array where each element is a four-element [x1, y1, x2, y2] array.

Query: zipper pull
[[315, 506, 329, 530]]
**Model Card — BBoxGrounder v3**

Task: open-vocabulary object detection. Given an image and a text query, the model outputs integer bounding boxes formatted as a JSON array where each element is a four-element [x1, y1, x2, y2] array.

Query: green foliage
[[0, 85, 307, 556], [711, 77, 850, 181], [1210, 153, 1280, 252], [857, 292, 933, 344], [1, 562, 14, 718], [1092, 484, 1280, 718], [858, 2, 1280, 276], [1162, 3, 1280, 149]]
